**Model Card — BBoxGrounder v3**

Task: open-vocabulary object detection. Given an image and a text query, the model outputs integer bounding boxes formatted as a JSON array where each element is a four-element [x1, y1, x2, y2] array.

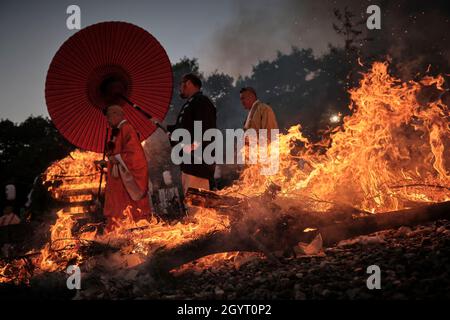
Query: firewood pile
[[151, 219, 450, 300], [139, 188, 450, 277], [1, 62, 449, 299], [26, 216, 449, 300], [1, 183, 449, 299]]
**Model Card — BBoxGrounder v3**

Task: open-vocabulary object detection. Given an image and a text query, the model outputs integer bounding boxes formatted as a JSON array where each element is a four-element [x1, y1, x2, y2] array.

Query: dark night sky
[[0, 0, 449, 123], [0, 0, 235, 122]]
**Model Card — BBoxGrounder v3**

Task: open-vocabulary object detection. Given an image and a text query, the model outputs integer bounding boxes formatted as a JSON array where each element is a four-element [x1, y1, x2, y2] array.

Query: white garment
[[244, 100, 260, 129], [117, 119, 127, 128], [5, 184, 16, 201]]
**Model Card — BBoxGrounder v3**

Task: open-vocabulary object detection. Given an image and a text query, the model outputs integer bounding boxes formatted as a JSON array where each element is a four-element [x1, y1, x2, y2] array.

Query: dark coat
[[167, 91, 216, 180]]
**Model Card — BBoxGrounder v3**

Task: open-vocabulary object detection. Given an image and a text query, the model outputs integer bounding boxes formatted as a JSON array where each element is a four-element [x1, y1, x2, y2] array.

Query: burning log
[[186, 188, 243, 208], [185, 187, 362, 226], [139, 201, 450, 277], [319, 200, 450, 246]]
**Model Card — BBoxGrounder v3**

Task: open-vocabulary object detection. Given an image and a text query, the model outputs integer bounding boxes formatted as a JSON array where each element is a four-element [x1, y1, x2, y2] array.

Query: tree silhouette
[[0, 116, 74, 211], [204, 72, 243, 129], [332, 7, 370, 51]]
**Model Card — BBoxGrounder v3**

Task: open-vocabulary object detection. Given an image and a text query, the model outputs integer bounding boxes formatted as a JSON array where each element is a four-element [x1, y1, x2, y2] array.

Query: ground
[[73, 219, 450, 300]]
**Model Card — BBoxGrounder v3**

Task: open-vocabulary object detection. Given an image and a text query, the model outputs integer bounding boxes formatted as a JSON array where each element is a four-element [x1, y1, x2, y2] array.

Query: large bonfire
[[1, 62, 449, 285]]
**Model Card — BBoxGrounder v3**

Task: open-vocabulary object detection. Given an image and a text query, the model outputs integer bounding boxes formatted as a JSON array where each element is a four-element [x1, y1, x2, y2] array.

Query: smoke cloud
[[201, 0, 364, 77], [200, 0, 450, 79]]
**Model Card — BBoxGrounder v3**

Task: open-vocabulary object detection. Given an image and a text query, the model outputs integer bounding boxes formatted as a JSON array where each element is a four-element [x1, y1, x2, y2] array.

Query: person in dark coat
[[167, 73, 216, 194]]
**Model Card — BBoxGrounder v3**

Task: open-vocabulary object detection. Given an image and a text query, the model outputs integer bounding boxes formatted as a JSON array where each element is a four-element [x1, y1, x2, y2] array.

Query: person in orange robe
[[102, 105, 150, 230]]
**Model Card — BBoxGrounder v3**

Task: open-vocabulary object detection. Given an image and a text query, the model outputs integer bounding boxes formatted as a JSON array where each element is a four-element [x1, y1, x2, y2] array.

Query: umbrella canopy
[[45, 21, 173, 153]]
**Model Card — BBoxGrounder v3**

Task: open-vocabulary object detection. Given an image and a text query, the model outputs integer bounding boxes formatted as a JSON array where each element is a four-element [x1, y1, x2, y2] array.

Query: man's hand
[[94, 160, 107, 171], [182, 142, 200, 154]]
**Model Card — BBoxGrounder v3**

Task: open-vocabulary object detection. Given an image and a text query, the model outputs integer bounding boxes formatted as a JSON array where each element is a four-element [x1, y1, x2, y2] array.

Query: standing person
[[167, 73, 216, 195], [239, 87, 279, 175], [240, 87, 278, 132], [97, 105, 151, 230]]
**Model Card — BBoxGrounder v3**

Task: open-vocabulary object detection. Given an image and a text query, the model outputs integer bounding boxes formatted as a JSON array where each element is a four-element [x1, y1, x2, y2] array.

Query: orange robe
[[104, 121, 150, 227]]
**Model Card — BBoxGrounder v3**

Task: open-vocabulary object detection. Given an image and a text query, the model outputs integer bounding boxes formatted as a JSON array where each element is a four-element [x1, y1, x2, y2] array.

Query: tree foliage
[[0, 116, 74, 208]]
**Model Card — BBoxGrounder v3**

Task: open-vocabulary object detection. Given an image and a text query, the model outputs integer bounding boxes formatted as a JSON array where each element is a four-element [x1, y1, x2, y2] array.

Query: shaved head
[[106, 104, 124, 116], [106, 105, 125, 127]]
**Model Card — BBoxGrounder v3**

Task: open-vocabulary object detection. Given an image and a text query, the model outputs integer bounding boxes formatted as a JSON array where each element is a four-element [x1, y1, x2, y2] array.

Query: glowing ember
[[329, 113, 341, 124], [1, 149, 231, 283], [228, 62, 449, 213], [1, 61, 449, 285]]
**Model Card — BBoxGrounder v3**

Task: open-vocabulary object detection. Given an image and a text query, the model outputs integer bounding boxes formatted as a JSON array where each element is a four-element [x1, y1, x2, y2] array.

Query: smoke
[[201, 0, 363, 78], [349, 0, 450, 80], [200, 0, 450, 79], [147, 0, 450, 192]]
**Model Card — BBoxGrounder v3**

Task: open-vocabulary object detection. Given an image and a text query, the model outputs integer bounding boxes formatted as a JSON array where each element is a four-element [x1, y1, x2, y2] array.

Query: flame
[[96, 206, 230, 257], [2, 150, 231, 283], [171, 252, 265, 276], [44, 149, 103, 196], [1, 61, 449, 285], [1, 150, 103, 283], [226, 62, 449, 213]]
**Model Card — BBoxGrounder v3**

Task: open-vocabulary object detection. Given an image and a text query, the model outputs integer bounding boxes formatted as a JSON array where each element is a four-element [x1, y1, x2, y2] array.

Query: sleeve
[[193, 97, 216, 132], [261, 106, 278, 130], [117, 124, 146, 171], [180, 105, 195, 137], [114, 154, 130, 172]]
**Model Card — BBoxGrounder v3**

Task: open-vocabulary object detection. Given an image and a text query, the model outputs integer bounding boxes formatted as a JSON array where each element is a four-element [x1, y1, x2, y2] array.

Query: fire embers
[[1, 150, 232, 285], [231, 62, 449, 213], [1, 61, 449, 289], [35, 151, 104, 276], [43, 150, 104, 216]]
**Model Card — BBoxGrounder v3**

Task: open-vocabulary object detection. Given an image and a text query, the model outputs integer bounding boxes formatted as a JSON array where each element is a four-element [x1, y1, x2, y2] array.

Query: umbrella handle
[[135, 105, 168, 133], [97, 127, 109, 208], [119, 95, 168, 133]]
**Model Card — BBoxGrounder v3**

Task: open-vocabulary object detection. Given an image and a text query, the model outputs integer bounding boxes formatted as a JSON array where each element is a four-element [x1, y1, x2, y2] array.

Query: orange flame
[[227, 62, 449, 213], [1, 61, 449, 284]]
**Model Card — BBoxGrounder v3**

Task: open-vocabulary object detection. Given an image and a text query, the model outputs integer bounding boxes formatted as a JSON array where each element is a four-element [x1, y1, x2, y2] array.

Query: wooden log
[[53, 200, 94, 210], [55, 188, 97, 197], [185, 188, 243, 208], [320, 201, 450, 246], [139, 201, 450, 277]]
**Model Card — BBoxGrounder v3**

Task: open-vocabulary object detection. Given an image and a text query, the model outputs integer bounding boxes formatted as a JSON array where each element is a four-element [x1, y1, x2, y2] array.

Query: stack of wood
[[44, 174, 99, 218], [139, 186, 450, 277]]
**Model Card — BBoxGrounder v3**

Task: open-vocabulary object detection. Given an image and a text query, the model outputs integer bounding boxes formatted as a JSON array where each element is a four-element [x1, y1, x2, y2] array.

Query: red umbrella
[[45, 21, 173, 153]]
